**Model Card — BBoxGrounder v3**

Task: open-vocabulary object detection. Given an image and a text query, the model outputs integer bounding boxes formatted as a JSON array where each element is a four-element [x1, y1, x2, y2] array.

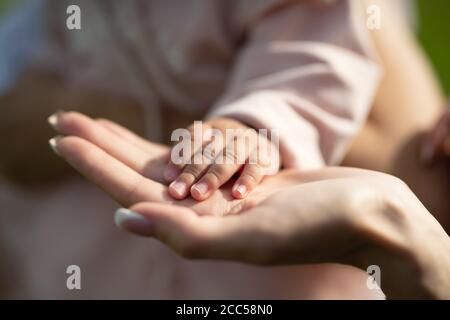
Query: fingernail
[[192, 181, 209, 197], [234, 184, 247, 198], [48, 136, 62, 155], [170, 180, 187, 197], [47, 110, 63, 129], [164, 166, 179, 181], [420, 143, 434, 164], [114, 208, 154, 236]]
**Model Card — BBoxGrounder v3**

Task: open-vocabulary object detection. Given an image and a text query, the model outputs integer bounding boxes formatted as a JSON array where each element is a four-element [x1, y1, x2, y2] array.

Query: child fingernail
[[48, 136, 62, 155], [192, 182, 209, 197], [170, 180, 187, 197], [114, 208, 154, 236], [234, 184, 247, 198]]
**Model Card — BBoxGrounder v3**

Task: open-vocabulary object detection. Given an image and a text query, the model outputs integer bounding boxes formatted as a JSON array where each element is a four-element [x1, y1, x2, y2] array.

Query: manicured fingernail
[[48, 136, 62, 155], [170, 180, 187, 197], [420, 143, 434, 164], [234, 184, 247, 198], [114, 208, 154, 236], [164, 166, 179, 181], [47, 110, 64, 129], [192, 182, 209, 197]]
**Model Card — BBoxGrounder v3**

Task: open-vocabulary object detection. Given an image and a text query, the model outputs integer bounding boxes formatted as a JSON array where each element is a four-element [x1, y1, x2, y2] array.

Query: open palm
[[50, 112, 311, 216], [50, 112, 407, 219]]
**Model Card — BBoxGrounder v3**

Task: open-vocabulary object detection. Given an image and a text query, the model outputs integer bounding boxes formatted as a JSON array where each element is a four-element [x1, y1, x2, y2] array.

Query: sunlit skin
[[164, 117, 280, 202], [49, 112, 450, 299]]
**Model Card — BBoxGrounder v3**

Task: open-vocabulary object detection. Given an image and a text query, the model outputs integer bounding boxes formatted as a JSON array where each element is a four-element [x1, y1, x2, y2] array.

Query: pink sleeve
[[208, 0, 381, 169]]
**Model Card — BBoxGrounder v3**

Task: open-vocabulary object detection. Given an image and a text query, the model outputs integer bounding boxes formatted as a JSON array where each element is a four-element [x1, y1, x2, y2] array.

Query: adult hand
[[48, 112, 397, 218], [48, 112, 450, 299], [116, 169, 450, 300], [48, 111, 303, 216]]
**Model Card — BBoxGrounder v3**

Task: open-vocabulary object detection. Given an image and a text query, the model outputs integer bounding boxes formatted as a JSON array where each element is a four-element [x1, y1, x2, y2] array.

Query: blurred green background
[[416, 0, 450, 94], [0, 0, 449, 94]]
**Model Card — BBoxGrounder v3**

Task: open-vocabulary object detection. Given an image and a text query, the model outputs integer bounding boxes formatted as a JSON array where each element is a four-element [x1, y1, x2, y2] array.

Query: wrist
[[346, 180, 450, 299]]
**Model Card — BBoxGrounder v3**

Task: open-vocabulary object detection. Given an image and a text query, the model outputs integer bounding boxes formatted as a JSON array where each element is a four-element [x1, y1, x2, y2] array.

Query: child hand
[[164, 117, 280, 201]]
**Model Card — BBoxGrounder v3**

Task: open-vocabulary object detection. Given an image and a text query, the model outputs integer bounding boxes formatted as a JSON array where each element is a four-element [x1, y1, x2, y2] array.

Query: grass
[[0, 0, 14, 16], [417, 0, 450, 94]]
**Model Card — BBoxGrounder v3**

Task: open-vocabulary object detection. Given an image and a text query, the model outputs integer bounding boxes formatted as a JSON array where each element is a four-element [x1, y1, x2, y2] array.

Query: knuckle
[[242, 167, 262, 183], [208, 165, 229, 182], [182, 164, 205, 178], [241, 173, 257, 184], [202, 146, 217, 163], [224, 147, 240, 164]]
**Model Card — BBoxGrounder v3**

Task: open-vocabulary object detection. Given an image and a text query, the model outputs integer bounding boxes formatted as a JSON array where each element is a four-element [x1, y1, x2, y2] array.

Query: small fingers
[[191, 163, 242, 201], [164, 121, 212, 181], [190, 132, 257, 200], [168, 161, 211, 200], [168, 138, 223, 199], [232, 140, 281, 199], [165, 122, 279, 201], [232, 163, 265, 199]]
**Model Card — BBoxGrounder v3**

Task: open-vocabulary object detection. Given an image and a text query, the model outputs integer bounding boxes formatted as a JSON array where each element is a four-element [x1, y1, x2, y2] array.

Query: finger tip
[[232, 191, 244, 199], [48, 136, 63, 156], [114, 208, 132, 228], [169, 181, 188, 199], [47, 114, 58, 129], [168, 188, 183, 200], [232, 184, 248, 199], [190, 182, 211, 201], [190, 189, 207, 201], [114, 208, 154, 237], [190, 189, 202, 201], [47, 110, 66, 130]]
